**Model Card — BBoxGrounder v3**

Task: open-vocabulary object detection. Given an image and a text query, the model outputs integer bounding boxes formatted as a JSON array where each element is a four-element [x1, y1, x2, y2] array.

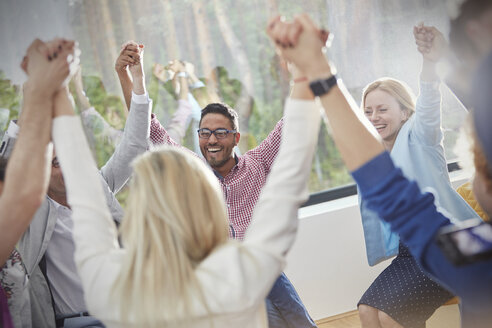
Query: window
[[0, 0, 467, 200]]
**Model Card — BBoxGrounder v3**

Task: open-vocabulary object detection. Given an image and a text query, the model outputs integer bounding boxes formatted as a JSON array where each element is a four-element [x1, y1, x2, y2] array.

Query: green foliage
[[0, 71, 21, 132]]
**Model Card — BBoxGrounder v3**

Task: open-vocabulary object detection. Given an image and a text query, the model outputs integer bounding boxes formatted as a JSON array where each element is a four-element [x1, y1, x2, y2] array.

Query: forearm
[[117, 69, 133, 110], [132, 74, 146, 96], [289, 64, 314, 100], [178, 75, 188, 100], [420, 58, 439, 82], [167, 99, 192, 142], [0, 93, 53, 265], [74, 85, 91, 111], [10, 95, 53, 199], [308, 59, 385, 171], [100, 95, 150, 192]]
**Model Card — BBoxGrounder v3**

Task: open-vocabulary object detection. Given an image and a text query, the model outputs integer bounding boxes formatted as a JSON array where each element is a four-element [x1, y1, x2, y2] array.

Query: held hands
[[21, 38, 80, 97], [115, 41, 144, 79], [167, 59, 185, 74], [414, 23, 448, 63], [184, 61, 195, 77], [266, 14, 331, 79]]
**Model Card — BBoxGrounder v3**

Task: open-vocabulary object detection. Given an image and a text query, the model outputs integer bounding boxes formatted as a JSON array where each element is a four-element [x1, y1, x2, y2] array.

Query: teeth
[[208, 148, 221, 152], [375, 125, 386, 129]]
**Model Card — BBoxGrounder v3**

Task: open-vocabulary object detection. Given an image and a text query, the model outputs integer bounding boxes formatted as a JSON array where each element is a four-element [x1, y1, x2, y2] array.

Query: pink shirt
[[150, 116, 284, 240]]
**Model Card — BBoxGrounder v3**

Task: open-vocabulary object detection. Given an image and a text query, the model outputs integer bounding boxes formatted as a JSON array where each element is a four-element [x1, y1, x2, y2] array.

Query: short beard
[[207, 156, 230, 169]]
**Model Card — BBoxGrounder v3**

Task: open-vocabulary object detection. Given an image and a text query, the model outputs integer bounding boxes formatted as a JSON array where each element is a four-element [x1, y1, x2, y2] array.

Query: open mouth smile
[[206, 147, 222, 153], [374, 124, 387, 132]]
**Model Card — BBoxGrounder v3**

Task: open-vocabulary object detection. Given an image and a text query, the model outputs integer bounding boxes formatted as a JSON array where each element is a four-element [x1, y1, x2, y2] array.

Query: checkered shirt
[[150, 114, 284, 240]]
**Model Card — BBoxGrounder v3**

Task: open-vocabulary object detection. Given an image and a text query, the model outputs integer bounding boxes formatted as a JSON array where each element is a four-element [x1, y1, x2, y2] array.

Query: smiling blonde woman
[[357, 25, 480, 328]]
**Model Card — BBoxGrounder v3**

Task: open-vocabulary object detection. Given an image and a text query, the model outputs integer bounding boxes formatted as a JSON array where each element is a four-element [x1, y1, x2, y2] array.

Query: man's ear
[[235, 132, 241, 146]]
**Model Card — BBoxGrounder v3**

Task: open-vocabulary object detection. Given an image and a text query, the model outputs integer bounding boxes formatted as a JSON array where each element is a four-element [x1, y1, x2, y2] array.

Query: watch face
[[309, 75, 337, 97]]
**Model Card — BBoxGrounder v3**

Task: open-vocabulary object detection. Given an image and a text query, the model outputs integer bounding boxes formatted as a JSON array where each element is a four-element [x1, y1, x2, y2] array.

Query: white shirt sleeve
[[131, 91, 150, 105], [52, 115, 121, 320]]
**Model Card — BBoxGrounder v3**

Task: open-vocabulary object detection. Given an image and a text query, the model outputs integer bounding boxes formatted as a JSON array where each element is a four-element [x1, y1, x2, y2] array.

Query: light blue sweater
[[360, 80, 479, 266]]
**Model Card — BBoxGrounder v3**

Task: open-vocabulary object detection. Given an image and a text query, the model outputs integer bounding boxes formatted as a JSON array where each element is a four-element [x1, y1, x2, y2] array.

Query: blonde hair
[[362, 77, 416, 117], [112, 147, 229, 327], [473, 133, 492, 193]]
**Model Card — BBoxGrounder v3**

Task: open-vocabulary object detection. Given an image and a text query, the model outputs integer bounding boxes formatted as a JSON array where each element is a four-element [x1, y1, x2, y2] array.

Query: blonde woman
[[51, 56, 320, 326], [355, 26, 479, 328]]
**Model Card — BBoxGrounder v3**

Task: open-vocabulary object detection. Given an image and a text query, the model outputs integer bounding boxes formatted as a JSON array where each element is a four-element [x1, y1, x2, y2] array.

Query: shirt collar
[[213, 154, 239, 180]]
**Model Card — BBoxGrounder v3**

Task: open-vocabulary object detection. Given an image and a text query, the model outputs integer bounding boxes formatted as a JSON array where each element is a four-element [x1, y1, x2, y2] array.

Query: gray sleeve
[[100, 98, 151, 193]]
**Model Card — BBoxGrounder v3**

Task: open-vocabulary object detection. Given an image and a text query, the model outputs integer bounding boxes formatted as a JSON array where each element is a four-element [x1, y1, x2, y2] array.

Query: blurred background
[[0, 0, 466, 196]]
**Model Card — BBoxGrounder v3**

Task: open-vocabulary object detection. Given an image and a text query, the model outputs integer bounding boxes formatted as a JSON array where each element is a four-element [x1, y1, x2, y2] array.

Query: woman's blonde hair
[[473, 134, 492, 193], [112, 147, 229, 326], [362, 77, 416, 117]]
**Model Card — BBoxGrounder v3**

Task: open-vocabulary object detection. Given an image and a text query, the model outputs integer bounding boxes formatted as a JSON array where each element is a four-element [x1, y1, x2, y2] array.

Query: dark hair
[[450, 0, 492, 61], [199, 103, 239, 131], [0, 157, 7, 182]]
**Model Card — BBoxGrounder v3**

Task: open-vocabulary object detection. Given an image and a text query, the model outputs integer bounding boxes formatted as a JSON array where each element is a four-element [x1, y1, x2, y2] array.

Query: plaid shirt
[[150, 114, 284, 240]]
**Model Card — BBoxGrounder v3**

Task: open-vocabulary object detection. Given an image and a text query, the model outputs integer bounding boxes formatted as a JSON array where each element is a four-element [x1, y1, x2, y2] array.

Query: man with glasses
[[147, 92, 318, 326]]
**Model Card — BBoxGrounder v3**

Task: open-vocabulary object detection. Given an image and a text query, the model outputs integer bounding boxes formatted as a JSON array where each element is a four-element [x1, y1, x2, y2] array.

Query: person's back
[[52, 64, 321, 326]]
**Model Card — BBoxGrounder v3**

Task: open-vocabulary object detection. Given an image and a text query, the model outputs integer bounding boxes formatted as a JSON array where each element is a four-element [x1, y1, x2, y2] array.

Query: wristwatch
[[309, 75, 338, 97]]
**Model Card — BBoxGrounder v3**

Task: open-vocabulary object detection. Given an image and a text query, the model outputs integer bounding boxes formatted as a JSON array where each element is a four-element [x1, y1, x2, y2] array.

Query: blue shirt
[[354, 152, 492, 328]]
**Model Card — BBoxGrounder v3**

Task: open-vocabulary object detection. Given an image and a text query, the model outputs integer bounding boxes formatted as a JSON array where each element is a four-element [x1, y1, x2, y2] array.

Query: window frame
[[302, 161, 462, 207]]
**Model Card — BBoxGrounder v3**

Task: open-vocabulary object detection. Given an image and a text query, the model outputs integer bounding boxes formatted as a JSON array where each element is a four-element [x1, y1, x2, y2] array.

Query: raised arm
[[246, 63, 314, 171], [115, 41, 143, 110], [73, 66, 123, 145], [52, 60, 121, 321], [165, 60, 193, 143], [413, 24, 448, 145], [267, 14, 384, 171], [100, 41, 150, 193], [0, 39, 77, 266]]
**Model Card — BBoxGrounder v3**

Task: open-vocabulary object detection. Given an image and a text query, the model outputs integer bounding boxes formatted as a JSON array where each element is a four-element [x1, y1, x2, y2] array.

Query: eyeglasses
[[52, 157, 60, 168], [197, 128, 236, 139]]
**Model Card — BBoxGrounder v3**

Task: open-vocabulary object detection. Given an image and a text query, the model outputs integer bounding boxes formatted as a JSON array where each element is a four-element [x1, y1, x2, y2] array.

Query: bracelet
[[309, 75, 338, 97], [176, 71, 188, 78], [293, 76, 308, 83]]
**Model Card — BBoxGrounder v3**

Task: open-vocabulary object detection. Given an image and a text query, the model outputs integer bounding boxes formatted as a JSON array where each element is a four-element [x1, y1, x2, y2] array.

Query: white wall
[[285, 172, 470, 321]]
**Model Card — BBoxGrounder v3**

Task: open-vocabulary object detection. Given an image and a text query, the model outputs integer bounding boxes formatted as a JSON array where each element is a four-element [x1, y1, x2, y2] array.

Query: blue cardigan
[[360, 80, 479, 266], [354, 152, 492, 328]]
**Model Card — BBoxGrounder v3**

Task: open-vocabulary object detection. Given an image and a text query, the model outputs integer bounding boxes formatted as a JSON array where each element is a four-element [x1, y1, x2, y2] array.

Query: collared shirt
[[150, 115, 284, 240], [45, 198, 86, 315]]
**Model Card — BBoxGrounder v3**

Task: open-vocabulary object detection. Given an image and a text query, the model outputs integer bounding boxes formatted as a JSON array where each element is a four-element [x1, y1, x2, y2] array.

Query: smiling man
[[197, 104, 239, 177]]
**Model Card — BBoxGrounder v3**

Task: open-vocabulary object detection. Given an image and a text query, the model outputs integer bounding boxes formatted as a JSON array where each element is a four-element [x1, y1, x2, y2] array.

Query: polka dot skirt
[[358, 242, 454, 328]]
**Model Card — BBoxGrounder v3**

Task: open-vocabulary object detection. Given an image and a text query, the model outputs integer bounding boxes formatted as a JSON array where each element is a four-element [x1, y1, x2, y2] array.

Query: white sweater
[[52, 97, 320, 328]]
